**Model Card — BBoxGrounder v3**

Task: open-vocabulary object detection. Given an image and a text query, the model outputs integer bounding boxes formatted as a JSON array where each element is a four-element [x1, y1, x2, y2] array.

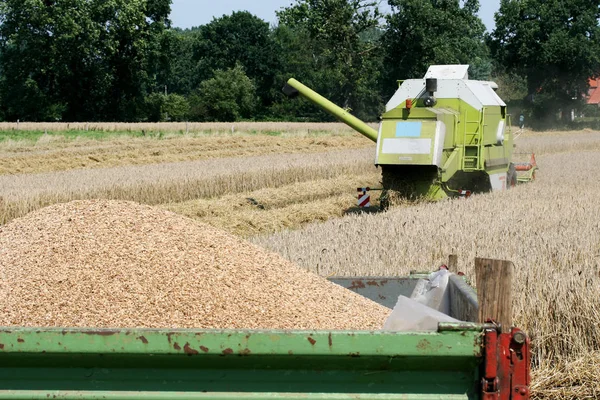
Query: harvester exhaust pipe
[[283, 78, 379, 142], [426, 78, 438, 94]]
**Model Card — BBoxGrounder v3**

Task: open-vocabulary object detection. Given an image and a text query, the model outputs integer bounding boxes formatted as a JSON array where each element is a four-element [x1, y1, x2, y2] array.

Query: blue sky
[[170, 0, 501, 32]]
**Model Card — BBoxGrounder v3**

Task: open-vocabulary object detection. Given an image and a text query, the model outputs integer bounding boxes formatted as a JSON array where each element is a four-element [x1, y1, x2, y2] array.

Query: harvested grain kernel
[[0, 199, 389, 330]]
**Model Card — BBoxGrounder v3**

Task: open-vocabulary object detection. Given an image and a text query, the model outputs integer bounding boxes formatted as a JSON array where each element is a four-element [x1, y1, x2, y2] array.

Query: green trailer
[[0, 274, 530, 399]]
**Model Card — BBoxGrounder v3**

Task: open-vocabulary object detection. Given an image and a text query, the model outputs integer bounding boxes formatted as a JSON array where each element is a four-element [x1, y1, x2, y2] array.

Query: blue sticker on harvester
[[395, 122, 422, 137]]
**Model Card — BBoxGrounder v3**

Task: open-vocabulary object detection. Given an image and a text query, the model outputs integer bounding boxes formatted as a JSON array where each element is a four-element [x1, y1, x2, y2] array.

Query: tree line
[[0, 0, 599, 125]]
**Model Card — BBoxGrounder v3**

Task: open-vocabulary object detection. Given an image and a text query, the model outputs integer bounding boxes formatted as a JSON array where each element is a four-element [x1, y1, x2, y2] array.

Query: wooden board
[[475, 258, 513, 333]]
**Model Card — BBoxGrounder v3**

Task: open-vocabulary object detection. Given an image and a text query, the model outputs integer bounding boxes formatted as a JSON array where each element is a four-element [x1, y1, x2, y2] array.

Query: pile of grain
[[0, 200, 389, 330]]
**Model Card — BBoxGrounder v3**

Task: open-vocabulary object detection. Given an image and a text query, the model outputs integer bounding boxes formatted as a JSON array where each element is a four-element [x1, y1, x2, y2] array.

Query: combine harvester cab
[[285, 65, 537, 205]]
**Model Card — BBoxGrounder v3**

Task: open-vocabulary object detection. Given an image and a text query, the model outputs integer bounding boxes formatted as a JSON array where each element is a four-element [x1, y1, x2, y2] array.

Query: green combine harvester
[[284, 65, 537, 206]]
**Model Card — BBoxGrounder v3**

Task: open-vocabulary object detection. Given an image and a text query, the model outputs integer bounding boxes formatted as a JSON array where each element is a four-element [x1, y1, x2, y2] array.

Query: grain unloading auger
[[283, 65, 538, 207]]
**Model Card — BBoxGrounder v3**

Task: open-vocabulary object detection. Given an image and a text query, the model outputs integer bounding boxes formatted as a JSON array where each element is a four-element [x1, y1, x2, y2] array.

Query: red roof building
[[586, 78, 600, 105]]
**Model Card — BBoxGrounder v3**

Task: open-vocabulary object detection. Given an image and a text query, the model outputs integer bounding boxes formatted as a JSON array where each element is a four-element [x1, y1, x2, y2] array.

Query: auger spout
[[283, 78, 379, 142]]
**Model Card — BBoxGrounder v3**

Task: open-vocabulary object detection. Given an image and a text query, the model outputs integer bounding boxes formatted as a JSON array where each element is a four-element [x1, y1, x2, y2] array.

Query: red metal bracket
[[482, 325, 531, 399], [482, 327, 500, 400]]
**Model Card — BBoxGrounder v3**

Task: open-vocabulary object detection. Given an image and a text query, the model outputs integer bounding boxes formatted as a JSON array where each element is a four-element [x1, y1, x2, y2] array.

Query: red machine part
[[514, 153, 537, 172], [482, 326, 531, 400], [357, 187, 371, 208]]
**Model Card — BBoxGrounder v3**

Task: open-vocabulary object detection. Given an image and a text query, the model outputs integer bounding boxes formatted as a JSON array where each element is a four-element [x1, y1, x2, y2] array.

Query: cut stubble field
[[0, 148, 379, 226], [0, 129, 373, 175], [2, 122, 600, 399]]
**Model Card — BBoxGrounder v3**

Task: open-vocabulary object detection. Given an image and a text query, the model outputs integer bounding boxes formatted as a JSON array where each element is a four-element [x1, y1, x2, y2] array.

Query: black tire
[[379, 191, 390, 211]]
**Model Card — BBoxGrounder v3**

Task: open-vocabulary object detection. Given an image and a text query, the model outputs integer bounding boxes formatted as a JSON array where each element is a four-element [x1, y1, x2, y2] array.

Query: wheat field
[[253, 150, 600, 361], [2, 123, 600, 398], [250, 131, 600, 399]]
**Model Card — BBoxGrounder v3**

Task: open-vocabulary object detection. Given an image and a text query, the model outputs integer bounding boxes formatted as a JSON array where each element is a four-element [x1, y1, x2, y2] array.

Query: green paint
[[288, 78, 516, 200], [0, 392, 470, 400], [285, 71, 532, 201], [0, 328, 484, 399]]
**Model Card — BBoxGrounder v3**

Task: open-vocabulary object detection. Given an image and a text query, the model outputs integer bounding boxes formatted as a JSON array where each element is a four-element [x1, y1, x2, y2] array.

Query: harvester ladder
[[462, 108, 485, 171]]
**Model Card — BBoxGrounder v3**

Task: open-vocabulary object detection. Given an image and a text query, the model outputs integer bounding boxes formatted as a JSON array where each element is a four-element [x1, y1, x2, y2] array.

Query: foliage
[[165, 29, 199, 95], [145, 93, 190, 122], [491, 71, 528, 102], [382, 0, 490, 97], [0, 0, 172, 122], [188, 65, 258, 122], [192, 12, 280, 114], [583, 104, 600, 118], [0, 0, 598, 126], [268, 25, 324, 121], [490, 0, 600, 121], [276, 0, 384, 121]]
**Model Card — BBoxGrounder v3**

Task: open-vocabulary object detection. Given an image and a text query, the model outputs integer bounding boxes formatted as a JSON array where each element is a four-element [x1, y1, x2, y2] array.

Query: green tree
[[490, 71, 528, 103], [192, 12, 280, 114], [276, 0, 383, 121], [382, 0, 490, 97], [145, 93, 189, 122], [490, 0, 600, 121], [268, 24, 326, 121], [0, 0, 64, 121], [189, 65, 258, 122], [0, 0, 172, 121], [165, 28, 200, 96]]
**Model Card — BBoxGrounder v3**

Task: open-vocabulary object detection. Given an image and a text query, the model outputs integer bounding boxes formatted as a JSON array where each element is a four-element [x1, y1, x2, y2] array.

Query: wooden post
[[448, 254, 458, 272], [475, 258, 513, 333]]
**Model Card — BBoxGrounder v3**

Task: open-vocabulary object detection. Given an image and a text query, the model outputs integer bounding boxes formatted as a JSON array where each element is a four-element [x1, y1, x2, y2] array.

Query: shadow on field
[[343, 206, 383, 215]]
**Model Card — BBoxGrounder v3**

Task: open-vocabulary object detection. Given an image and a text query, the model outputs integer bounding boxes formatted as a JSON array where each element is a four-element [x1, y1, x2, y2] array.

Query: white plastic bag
[[410, 269, 451, 314], [382, 294, 459, 331]]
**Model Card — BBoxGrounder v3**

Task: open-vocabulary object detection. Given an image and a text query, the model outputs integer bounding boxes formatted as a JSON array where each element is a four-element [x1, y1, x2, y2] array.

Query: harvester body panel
[[386, 78, 505, 113]]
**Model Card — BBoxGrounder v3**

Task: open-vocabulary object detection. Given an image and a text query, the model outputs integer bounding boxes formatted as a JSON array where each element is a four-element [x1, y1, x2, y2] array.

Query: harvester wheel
[[379, 192, 390, 211], [507, 163, 517, 188]]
